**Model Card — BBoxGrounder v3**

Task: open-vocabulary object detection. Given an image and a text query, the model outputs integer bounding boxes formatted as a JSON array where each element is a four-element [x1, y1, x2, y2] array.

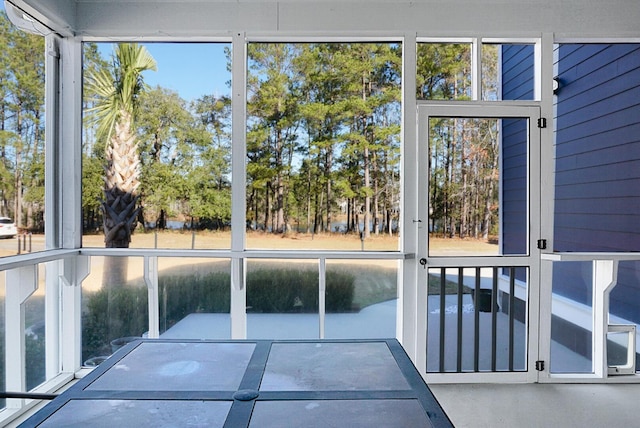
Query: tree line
[[0, 14, 501, 245], [84, 42, 404, 242], [0, 12, 45, 231]]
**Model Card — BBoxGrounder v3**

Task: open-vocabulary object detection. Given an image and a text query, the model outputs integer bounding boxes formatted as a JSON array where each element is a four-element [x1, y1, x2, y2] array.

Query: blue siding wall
[[554, 44, 640, 252], [501, 44, 535, 101], [553, 44, 640, 323], [501, 45, 534, 260]]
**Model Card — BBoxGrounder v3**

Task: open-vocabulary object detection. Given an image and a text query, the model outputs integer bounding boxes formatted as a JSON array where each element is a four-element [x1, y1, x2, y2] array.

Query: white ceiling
[[9, 0, 640, 39]]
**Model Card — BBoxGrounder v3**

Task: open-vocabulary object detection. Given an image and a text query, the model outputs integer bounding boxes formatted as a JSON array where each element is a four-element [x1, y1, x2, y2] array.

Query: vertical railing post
[[230, 257, 246, 339], [144, 256, 159, 338], [491, 267, 498, 372], [456, 268, 463, 372], [473, 267, 481, 372], [592, 259, 617, 378], [319, 258, 326, 339], [508, 267, 516, 371], [439, 268, 446, 372], [60, 256, 89, 373]]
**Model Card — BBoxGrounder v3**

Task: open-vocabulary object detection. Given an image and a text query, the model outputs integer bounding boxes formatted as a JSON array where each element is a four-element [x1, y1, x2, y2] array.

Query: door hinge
[[537, 118, 547, 128], [535, 360, 545, 371], [537, 239, 547, 250]]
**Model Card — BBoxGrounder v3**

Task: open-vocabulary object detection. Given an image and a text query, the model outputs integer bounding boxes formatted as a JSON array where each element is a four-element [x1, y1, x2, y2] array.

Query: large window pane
[[609, 260, 640, 373], [550, 261, 593, 373], [428, 117, 529, 256], [0, 14, 46, 258], [246, 43, 402, 251], [25, 264, 46, 390], [82, 42, 232, 250], [0, 272, 5, 410], [158, 258, 231, 339], [82, 256, 147, 365], [416, 43, 472, 100], [246, 259, 319, 339], [482, 43, 535, 101], [324, 260, 397, 339]]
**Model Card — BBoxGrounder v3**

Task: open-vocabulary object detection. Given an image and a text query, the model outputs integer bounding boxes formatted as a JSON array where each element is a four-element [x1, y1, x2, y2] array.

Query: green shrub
[[82, 285, 148, 361], [246, 269, 355, 313], [159, 272, 231, 331], [82, 268, 355, 360]]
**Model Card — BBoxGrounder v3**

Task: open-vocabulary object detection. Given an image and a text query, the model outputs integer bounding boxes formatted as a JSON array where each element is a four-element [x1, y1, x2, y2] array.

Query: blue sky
[[98, 42, 232, 102], [0, 1, 233, 103]]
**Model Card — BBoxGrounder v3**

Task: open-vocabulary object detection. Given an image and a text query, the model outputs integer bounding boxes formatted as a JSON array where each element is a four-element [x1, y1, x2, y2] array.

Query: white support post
[[592, 259, 617, 378], [230, 32, 247, 340], [44, 34, 61, 250], [45, 261, 60, 381], [401, 33, 419, 364], [230, 257, 246, 339], [537, 258, 554, 381], [5, 265, 38, 408], [319, 258, 326, 339], [144, 257, 159, 339], [60, 256, 89, 373], [59, 36, 83, 250]]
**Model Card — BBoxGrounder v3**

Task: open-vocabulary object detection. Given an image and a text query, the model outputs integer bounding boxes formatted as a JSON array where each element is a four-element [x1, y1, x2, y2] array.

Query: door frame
[[416, 103, 542, 383]]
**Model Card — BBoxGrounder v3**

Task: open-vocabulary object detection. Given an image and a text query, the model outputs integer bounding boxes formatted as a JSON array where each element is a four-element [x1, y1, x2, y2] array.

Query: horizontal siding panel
[[555, 159, 640, 186], [554, 213, 640, 233], [554, 229, 640, 252], [556, 86, 640, 131], [556, 116, 640, 157], [555, 141, 640, 171], [555, 122, 640, 158], [556, 44, 610, 75], [557, 44, 639, 82], [554, 177, 640, 199], [554, 196, 640, 215]]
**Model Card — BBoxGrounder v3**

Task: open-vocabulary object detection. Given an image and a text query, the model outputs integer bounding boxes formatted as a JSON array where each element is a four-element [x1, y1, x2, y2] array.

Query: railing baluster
[[439, 267, 446, 372], [491, 267, 498, 372], [509, 267, 516, 371], [457, 267, 463, 372], [474, 267, 481, 372]]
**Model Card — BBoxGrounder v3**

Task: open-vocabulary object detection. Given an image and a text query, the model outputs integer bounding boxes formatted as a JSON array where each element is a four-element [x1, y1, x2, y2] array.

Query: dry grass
[[1, 232, 498, 289], [0, 231, 498, 258]]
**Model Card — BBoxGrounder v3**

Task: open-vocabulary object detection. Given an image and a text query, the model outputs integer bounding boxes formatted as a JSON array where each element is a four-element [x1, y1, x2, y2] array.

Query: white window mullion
[[230, 32, 248, 339], [401, 33, 419, 363], [472, 38, 481, 100]]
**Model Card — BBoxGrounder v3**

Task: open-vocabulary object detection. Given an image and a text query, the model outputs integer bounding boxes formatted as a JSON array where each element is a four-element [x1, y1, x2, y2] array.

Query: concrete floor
[[430, 383, 640, 427]]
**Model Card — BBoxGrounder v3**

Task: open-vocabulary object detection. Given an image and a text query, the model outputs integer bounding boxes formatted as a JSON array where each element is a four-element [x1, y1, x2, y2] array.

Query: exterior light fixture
[[552, 77, 561, 95], [4, 0, 50, 35]]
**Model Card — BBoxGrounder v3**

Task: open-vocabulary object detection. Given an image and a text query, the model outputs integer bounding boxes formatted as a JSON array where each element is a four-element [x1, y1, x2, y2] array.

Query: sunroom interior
[[1, 0, 640, 426]]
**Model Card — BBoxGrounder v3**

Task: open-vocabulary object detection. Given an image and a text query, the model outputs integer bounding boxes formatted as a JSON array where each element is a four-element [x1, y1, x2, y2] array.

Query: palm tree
[[85, 43, 156, 248]]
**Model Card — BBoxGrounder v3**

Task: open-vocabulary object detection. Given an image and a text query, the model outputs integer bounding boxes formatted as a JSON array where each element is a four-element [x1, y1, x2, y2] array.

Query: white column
[[230, 32, 248, 339], [144, 256, 159, 338], [58, 36, 83, 250], [401, 33, 419, 364], [59, 256, 89, 372]]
